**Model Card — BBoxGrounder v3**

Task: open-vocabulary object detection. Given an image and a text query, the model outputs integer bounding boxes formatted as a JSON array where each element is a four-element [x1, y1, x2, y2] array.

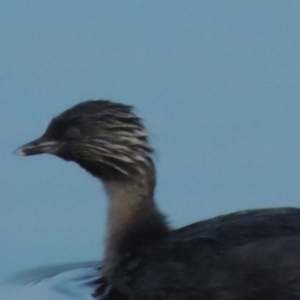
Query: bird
[[14, 100, 300, 300]]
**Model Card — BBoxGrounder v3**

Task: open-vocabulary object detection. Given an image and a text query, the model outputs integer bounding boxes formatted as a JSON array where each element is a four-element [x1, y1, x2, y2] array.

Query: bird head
[[14, 100, 154, 181]]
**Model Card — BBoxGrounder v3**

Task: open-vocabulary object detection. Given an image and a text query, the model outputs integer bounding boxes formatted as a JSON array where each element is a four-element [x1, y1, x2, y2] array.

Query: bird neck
[[102, 177, 169, 279]]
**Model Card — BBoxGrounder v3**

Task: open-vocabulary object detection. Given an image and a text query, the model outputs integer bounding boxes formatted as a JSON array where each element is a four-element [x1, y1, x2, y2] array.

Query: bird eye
[[64, 127, 81, 139]]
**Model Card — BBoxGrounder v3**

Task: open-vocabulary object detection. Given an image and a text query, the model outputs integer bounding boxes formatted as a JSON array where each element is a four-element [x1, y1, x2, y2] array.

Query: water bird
[[15, 100, 300, 300]]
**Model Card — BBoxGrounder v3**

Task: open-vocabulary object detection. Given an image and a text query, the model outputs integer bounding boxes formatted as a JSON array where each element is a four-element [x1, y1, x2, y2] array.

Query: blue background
[[2, 0, 300, 286]]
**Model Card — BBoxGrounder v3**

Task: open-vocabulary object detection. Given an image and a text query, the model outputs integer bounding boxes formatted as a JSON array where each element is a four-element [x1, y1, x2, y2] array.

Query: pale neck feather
[[102, 177, 167, 280]]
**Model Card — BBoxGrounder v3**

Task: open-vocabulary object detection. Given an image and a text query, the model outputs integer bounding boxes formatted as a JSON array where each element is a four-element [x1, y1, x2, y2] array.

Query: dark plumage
[[15, 100, 300, 300]]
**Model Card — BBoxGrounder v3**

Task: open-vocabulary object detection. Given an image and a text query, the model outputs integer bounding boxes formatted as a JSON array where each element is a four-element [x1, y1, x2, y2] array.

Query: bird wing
[[133, 236, 300, 300], [205, 236, 300, 300], [122, 208, 300, 300], [171, 207, 300, 245]]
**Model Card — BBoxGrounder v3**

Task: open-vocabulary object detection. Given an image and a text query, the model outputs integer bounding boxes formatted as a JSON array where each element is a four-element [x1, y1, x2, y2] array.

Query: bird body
[[101, 208, 300, 300], [15, 100, 300, 300]]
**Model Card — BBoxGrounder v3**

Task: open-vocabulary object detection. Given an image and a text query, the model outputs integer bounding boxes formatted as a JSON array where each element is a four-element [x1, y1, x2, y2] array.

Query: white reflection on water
[[0, 262, 101, 300]]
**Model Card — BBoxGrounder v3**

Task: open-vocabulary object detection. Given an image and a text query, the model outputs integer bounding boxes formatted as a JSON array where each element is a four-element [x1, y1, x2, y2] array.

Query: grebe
[[15, 100, 300, 300]]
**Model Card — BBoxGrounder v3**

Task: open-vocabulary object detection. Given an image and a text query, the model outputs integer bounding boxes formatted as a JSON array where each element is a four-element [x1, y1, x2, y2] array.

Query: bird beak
[[14, 137, 59, 156]]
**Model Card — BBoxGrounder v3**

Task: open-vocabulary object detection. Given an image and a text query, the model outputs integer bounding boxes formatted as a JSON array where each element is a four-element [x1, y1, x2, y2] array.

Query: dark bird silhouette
[[15, 100, 300, 300]]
